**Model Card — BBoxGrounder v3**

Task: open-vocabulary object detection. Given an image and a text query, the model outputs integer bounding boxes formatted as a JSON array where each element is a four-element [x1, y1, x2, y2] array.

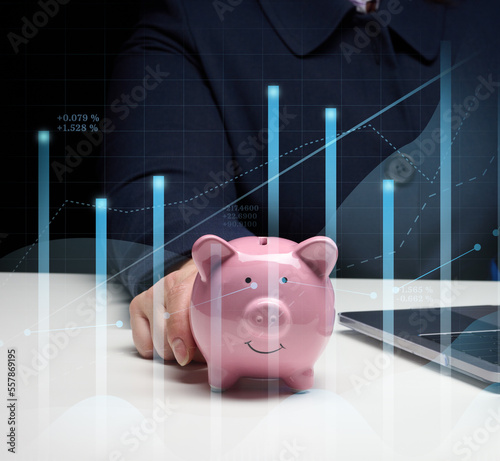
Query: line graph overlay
[[4, 57, 475, 339]]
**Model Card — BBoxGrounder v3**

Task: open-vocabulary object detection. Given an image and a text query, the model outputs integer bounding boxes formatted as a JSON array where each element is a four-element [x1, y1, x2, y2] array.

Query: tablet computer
[[338, 305, 500, 383]]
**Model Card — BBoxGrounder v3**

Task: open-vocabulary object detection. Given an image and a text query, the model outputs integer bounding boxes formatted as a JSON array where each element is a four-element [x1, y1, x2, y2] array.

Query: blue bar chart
[[37, 130, 50, 457], [325, 108, 337, 247], [268, 85, 280, 237]]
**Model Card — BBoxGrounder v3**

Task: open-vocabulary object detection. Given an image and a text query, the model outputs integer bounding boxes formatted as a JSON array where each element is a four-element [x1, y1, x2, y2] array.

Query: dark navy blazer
[[103, 0, 500, 296]]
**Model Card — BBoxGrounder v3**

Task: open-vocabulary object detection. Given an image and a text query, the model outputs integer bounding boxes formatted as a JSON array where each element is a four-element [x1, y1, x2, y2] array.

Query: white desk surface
[[0, 272, 499, 461]]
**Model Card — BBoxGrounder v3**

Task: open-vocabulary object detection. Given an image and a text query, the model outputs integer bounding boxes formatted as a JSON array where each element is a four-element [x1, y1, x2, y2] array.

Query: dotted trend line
[[367, 125, 432, 182], [336, 154, 496, 273], [431, 106, 471, 182], [2, 125, 492, 280], [0, 202, 68, 288]]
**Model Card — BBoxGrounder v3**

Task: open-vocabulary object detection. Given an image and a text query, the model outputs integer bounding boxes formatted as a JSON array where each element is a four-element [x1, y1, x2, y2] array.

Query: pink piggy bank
[[190, 234, 337, 392]]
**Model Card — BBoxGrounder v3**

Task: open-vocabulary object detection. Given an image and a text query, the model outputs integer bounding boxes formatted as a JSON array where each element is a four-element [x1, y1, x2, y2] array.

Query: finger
[[164, 269, 198, 366], [147, 281, 176, 361], [129, 292, 155, 359]]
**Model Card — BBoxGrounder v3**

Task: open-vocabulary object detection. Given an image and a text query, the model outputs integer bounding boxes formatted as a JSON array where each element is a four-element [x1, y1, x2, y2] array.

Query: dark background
[[0, 0, 142, 269]]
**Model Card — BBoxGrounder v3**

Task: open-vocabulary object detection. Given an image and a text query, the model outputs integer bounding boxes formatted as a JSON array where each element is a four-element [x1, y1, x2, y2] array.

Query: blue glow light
[[268, 85, 279, 99], [38, 131, 49, 143]]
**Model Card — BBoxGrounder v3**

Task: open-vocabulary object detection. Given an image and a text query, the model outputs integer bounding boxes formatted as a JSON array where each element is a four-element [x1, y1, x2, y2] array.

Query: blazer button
[[384, 153, 416, 184]]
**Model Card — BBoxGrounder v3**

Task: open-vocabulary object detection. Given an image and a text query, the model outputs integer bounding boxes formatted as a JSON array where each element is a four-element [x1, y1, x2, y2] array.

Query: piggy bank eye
[[245, 277, 252, 283], [280, 277, 288, 284]]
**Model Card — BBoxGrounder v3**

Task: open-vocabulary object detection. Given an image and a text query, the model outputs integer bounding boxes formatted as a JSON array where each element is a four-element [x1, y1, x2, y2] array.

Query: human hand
[[129, 258, 205, 365]]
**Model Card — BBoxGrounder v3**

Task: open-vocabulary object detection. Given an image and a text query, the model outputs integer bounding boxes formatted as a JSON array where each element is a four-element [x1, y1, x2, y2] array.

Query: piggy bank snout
[[243, 299, 291, 337]]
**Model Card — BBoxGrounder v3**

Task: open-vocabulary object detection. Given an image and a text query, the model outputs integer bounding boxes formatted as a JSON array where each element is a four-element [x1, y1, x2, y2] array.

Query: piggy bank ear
[[293, 237, 338, 279], [191, 235, 236, 282]]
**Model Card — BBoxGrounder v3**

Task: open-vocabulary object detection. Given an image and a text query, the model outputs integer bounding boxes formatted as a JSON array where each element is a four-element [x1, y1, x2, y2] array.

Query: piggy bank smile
[[244, 340, 285, 354]]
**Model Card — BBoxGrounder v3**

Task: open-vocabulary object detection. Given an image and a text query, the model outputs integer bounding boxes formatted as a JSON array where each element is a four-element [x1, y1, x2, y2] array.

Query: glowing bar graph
[[153, 176, 165, 283], [440, 41, 452, 353], [382, 179, 395, 455], [268, 85, 279, 236], [266, 86, 282, 409], [95, 198, 107, 394], [325, 108, 337, 248], [152, 177, 165, 414], [440, 41, 452, 281], [38, 130, 50, 459], [95, 198, 107, 454], [383, 180, 394, 342], [439, 41, 453, 443], [209, 244, 222, 459]]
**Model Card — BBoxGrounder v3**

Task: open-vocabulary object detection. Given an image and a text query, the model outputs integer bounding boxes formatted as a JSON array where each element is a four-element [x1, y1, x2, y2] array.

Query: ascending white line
[[419, 329, 500, 337], [25, 321, 123, 335], [396, 245, 479, 290]]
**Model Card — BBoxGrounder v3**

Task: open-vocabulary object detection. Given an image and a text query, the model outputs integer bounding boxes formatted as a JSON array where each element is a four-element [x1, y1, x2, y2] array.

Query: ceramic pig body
[[190, 235, 337, 391]]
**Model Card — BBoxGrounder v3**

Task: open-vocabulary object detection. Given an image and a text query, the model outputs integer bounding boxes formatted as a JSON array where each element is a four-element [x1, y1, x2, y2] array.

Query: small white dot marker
[[164, 312, 171, 319], [251, 282, 258, 289], [370, 292, 377, 299], [392, 287, 400, 294], [24, 329, 31, 336], [116, 321, 123, 328]]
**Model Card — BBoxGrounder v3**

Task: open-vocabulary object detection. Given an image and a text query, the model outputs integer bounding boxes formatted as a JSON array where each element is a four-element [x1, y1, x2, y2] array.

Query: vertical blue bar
[[95, 198, 107, 455], [440, 42, 452, 357], [38, 130, 50, 325], [440, 41, 452, 280], [38, 131, 50, 274], [325, 108, 337, 244], [383, 181, 394, 280], [383, 180, 394, 344], [152, 177, 165, 403], [153, 176, 165, 282], [95, 199, 107, 395], [38, 131, 50, 454], [268, 85, 279, 237]]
